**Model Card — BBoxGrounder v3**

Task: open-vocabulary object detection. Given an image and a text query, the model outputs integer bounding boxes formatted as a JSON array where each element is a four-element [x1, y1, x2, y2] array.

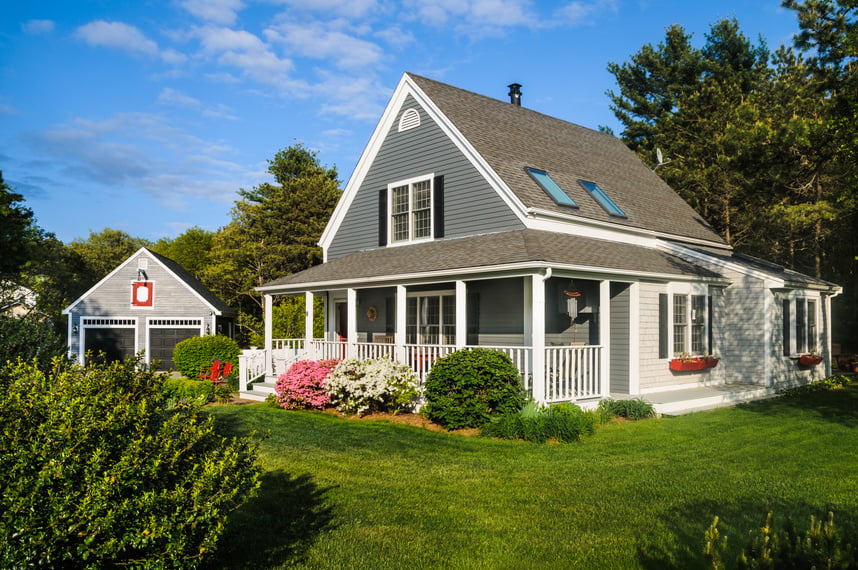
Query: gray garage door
[[84, 328, 136, 364], [149, 328, 200, 370]]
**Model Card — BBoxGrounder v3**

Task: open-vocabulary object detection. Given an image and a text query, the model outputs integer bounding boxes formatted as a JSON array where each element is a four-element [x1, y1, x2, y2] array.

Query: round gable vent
[[398, 108, 420, 132]]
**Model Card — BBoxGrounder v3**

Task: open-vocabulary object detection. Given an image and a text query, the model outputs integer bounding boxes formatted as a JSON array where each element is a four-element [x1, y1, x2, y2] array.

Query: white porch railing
[[241, 340, 602, 404], [543, 345, 603, 403], [238, 348, 267, 392]]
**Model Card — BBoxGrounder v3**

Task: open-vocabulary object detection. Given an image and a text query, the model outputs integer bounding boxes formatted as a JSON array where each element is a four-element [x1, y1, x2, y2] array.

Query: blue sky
[[1, 1, 801, 244]]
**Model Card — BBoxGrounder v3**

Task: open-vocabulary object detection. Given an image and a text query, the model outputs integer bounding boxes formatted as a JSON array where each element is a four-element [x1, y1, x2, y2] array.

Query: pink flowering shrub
[[275, 359, 339, 410]]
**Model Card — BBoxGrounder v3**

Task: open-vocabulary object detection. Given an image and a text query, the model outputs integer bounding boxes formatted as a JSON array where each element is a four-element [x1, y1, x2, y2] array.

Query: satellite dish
[[656, 147, 663, 165]]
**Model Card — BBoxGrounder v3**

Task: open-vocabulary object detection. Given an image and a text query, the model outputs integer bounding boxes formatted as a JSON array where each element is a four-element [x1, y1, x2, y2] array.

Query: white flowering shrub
[[325, 358, 420, 415]]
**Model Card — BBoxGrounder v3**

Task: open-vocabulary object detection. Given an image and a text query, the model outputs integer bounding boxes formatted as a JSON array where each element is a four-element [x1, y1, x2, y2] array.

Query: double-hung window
[[783, 297, 818, 355], [389, 175, 433, 243], [406, 293, 455, 345], [660, 289, 710, 358]]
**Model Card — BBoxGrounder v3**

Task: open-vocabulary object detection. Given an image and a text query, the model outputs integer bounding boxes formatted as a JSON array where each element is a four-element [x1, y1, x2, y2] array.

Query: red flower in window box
[[669, 355, 719, 372], [798, 354, 822, 366]]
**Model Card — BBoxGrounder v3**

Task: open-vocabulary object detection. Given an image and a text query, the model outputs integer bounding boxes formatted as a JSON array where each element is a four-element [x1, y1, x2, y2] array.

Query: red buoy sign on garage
[[132, 281, 154, 307]]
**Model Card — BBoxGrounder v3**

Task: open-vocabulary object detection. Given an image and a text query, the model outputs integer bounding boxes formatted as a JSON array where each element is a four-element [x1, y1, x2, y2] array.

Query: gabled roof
[[406, 73, 725, 246], [63, 248, 234, 316], [260, 229, 723, 292]]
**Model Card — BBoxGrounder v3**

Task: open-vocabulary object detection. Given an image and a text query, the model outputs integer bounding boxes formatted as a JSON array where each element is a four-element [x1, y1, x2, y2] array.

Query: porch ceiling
[[258, 229, 723, 293]]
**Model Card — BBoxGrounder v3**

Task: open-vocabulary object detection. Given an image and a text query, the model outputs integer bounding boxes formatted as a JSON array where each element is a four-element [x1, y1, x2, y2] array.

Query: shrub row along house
[[63, 248, 235, 370], [255, 73, 838, 412]]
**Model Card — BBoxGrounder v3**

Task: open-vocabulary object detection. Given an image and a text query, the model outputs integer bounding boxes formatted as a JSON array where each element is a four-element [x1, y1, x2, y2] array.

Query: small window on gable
[[526, 167, 578, 208], [579, 180, 627, 217], [398, 108, 420, 132]]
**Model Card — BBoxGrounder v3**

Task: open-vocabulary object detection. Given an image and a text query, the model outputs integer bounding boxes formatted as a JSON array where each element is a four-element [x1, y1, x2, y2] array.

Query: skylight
[[526, 168, 578, 208], [578, 180, 627, 217]]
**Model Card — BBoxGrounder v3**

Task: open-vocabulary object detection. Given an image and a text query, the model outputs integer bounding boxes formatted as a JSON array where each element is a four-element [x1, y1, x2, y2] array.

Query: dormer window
[[389, 175, 433, 243], [526, 167, 578, 208], [579, 180, 627, 217]]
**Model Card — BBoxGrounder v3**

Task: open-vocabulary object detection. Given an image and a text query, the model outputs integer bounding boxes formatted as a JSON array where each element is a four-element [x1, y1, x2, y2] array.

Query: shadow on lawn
[[735, 380, 858, 428], [204, 470, 336, 569]]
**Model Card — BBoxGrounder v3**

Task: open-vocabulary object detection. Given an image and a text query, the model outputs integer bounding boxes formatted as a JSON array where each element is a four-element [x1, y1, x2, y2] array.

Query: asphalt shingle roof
[[407, 73, 726, 245], [146, 249, 235, 315], [261, 230, 722, 291]]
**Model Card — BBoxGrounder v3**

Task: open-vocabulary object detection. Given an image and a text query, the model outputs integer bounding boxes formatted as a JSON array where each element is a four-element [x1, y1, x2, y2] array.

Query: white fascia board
[[659, 240, 814, 291], [527, 208, 731, 251], [318, 73, 529, 257], [256, 260, 728, 295], [62, 247, 149, 314]]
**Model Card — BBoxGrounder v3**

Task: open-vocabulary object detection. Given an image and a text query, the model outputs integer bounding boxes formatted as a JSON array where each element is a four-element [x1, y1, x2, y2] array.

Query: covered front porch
[[240, 271, 632, 407]]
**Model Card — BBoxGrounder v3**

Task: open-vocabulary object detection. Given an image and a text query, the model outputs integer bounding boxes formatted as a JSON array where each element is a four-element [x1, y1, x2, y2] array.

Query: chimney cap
[[508, 83, 522, 106]]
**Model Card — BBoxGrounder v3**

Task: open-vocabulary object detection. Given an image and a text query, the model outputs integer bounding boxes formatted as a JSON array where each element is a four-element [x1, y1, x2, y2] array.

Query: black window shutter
[[378, 188, 387, 247], [782, 299, 791, 357], [433, 175, 444, 238], [658, 293, 669, 359], [707, 295, 713, 355]]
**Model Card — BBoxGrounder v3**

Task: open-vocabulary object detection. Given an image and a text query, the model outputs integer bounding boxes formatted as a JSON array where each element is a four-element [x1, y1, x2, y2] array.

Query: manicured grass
[[205, 381, 858, 569]]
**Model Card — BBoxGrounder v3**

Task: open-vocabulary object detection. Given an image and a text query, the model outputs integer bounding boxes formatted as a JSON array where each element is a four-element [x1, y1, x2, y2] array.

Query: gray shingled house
[[63, 247, 235, 370], [240, 73, 841, 413]]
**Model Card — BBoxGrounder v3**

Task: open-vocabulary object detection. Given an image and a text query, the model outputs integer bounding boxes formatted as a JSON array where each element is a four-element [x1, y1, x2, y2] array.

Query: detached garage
[[63, 248, 235, 369]]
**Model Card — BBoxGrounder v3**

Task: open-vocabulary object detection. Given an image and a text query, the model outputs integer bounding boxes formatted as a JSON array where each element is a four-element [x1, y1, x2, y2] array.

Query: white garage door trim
[[145, 318, 205, 365], [79, 317, 138, 365]]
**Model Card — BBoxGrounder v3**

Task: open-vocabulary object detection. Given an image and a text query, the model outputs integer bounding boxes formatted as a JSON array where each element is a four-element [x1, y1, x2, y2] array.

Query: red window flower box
[[669, 356, 719, 372], [798, 354, 822, 366]]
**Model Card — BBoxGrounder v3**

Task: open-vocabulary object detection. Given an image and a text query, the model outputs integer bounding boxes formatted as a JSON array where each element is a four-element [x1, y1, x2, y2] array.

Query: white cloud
[[180, 0, 245, 25], [403, 0, 535, 28], [22, 19, 55, 35], [556, 0, 619, 26], [157, 87, 200, 107], [74, 20, 187, 63], [276, 0, 381, 20], [25, 113, 249, 206], [265, 20, 384, 69], [374, 25, 416, 49], [314, 74, 388, 120]]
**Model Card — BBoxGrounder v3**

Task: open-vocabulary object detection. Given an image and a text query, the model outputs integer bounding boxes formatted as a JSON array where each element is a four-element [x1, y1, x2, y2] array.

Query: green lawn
[[205, 382, 858, 569]]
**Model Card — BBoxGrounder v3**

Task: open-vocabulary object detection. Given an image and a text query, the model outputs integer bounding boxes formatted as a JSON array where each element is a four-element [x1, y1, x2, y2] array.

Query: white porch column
[[530, 273, 546, 404], [304, 291, 314, 343], [396, 285, 407, 362], [455, 280, 467, 348], [599, 280, 611, 398], [347, 288, 358, 359], [264, 294, 273, 376]]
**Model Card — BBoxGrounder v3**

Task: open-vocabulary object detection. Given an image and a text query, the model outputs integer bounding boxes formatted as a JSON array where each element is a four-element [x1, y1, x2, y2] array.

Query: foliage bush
[[172, 334, 240, 380], [778, 374, 850, 398], [0, 314, 67, 372], [325, 358, 420, 415], [481, 401, 596, 443], [161, 376, 215, 402], [0, 358, 261, 569], [597, 398, 655, 422], [704, 511, 856, 569], [423, 348, 525, 430], [275, 359, 339, 410]]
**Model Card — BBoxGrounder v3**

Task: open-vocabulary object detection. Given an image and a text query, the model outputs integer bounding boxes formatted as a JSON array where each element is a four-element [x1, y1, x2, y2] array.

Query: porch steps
[[238, 380, 277, 402], [642, 383, 775, 415]]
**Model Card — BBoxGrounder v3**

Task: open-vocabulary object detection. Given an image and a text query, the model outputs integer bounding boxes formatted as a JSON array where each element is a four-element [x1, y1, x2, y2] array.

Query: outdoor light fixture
[[72, 324, 79, 335], [206, 324, 211, 335]]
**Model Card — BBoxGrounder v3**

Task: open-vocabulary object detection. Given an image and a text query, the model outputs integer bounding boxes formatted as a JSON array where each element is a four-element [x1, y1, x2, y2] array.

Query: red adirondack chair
[[221, 361, 233, 379], [200, 359, 221, 381]]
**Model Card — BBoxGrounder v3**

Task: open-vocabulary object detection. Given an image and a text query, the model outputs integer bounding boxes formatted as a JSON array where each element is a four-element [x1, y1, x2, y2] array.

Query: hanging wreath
[[366, 306, 378, 322]]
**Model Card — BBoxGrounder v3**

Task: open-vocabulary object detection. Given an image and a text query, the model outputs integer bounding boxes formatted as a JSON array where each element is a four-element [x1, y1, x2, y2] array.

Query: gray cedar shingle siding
[[407, 73, 725, 245], [327, 95, 523, 260]]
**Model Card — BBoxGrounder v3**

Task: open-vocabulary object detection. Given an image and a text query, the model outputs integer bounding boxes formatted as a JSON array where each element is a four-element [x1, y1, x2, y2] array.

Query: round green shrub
[[0, 358, 261, 569], [423, 348, 525, 429], [172, 335, 240, 379]]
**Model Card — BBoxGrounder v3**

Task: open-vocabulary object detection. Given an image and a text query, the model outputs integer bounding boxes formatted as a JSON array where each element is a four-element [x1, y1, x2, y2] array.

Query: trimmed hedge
[[481, 401, 596, 443], [172, 335, 239, 380], [423, 348, 525, 430], [161, 377, 215, 402]]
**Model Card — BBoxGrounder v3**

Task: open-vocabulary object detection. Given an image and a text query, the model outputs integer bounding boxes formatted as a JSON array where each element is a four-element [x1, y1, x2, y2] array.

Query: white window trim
[[785, 292, 820, 357], [406, 289, 455, 345], [667, 284, 710, 357], [388, 173, 434, 246]]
